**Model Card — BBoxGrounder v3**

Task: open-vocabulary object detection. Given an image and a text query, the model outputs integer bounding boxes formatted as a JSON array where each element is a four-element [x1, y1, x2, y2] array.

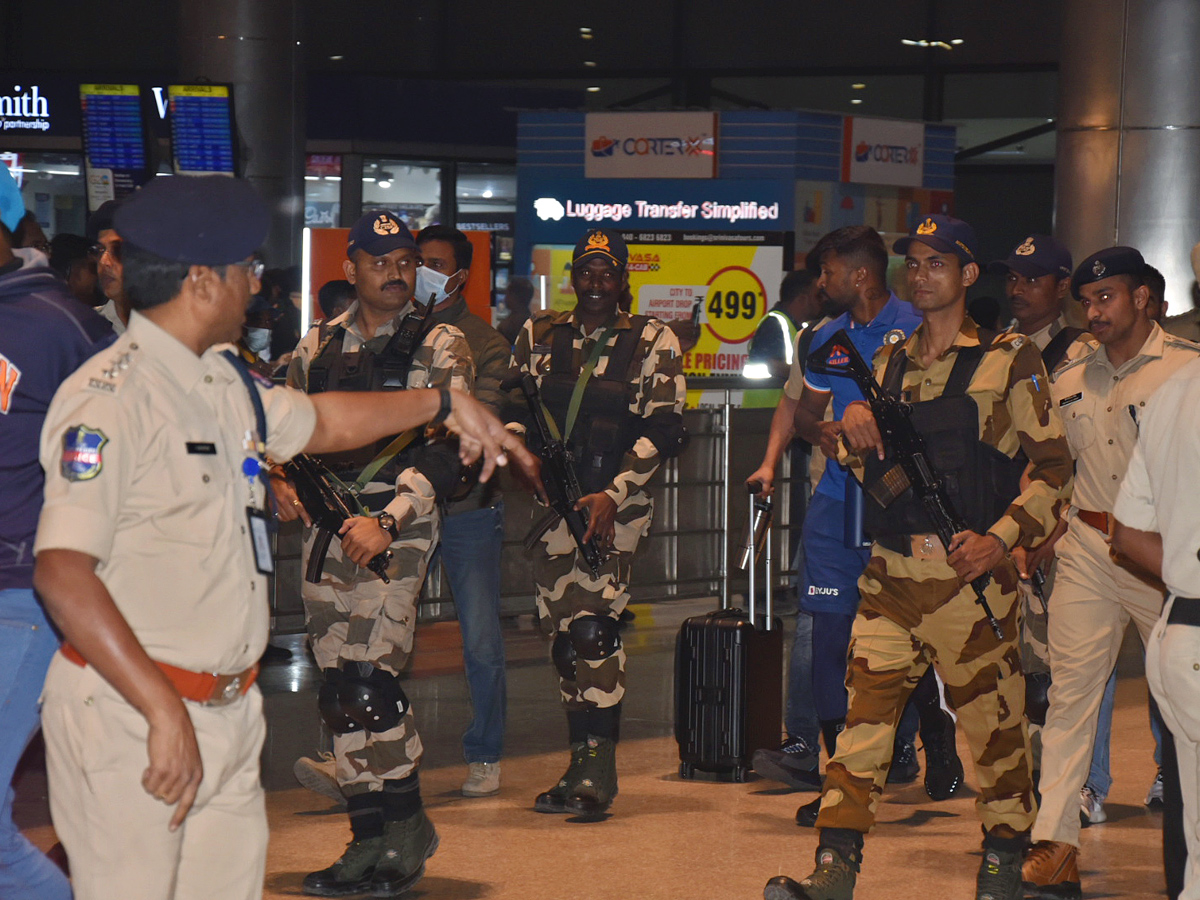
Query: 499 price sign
[[703, 266, 768, 346]]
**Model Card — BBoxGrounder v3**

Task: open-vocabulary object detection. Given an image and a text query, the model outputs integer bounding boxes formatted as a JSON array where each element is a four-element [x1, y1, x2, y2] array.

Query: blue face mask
[[414, 265, 463, 306]]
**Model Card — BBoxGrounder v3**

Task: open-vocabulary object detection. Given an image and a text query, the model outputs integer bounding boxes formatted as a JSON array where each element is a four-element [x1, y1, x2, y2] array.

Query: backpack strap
[[1041, 325, 1085, 373], [942, 328, 995, 397]]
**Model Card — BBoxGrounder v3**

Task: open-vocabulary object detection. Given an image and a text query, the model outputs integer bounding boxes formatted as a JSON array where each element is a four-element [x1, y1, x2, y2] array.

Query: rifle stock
[[807, 330, 1005, 640]]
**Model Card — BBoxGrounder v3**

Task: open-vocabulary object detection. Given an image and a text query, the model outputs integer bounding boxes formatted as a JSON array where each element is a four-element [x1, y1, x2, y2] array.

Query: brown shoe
[[1021, 841, 1080, 900]]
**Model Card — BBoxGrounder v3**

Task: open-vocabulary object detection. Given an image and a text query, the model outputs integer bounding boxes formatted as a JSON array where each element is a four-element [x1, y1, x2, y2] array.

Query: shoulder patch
[[61, 425, 108, 481]]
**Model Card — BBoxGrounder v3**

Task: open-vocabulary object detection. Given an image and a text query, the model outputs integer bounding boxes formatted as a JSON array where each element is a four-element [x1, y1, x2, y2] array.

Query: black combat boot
[[371, 809, 438, 897], [975, 831, 1026, 900], [534, 741, 589, 813], [764, 829, 863, 900], [922, 707, 964, 801], [565, 735, 618, 817], [303, 794, 384, 897]]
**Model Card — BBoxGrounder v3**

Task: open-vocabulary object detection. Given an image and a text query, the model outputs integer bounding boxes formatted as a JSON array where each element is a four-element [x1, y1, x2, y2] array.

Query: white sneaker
[[293, 752, 343, 805], [1146, 769, 1165, 807], [462, 762, 501, 797], [1079, 785, 1106, 826]]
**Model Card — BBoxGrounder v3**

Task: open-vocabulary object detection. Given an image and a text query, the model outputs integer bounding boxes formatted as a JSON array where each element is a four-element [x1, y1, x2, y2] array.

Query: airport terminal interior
[[4, 1, 1199, 899]]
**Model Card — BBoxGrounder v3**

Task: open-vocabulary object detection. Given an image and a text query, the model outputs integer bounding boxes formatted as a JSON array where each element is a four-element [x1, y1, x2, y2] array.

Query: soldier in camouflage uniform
[[272, 211, 473, 897], [766, 216, 1073, 900], [512, 227, 686, 818]]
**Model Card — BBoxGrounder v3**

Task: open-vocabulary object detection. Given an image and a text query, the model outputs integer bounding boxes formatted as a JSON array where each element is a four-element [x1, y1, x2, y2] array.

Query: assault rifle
[[807, 330, 1005, 640], [284, 454, 392, 584], [516, 373, 606, 578]]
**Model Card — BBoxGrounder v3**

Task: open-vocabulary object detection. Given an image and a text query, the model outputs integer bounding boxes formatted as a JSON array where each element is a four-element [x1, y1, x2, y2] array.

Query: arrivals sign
[[584, 112, 717, 179], [840, 116, 925, 188]]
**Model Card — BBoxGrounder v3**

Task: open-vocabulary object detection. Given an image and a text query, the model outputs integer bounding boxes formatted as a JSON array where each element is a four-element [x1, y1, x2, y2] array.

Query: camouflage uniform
[[513, 309, 685, 710], [287, 302, 472, 793], [1033, 324, 1200, 848], [817, 317, 1073, 836]]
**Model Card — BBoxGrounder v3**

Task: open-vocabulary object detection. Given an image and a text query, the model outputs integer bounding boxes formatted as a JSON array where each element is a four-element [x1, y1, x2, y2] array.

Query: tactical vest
[[537, 316, 651, 495], [863, 333, 1025, 540], [305, 324, 416, 483]]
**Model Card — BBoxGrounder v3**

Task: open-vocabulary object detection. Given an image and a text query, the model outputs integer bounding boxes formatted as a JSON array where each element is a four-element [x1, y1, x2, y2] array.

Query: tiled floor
[[18, 597, 1167, 899]]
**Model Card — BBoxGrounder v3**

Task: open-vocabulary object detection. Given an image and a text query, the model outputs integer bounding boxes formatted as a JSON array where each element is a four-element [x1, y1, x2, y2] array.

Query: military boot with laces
[[534, 741, 589, 813], [565, 735, 618, 817], [302, 836, 384, 897], [922, 709, 964, 800], [370, 809, 439, 897], [976, 844, 1022, 900], [1021, 840, 1081, 900], [763, 844, 861, 900]]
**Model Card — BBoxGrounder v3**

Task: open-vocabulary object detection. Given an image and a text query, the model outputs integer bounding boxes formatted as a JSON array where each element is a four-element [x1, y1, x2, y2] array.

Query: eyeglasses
[[234, 258, 266, 280], [88, 241, 121, 263]]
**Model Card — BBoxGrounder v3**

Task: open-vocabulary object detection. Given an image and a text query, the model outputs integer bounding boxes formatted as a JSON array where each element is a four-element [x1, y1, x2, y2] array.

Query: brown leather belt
[[1076, 508, 1112, 535], [61, 643, 258, 707]]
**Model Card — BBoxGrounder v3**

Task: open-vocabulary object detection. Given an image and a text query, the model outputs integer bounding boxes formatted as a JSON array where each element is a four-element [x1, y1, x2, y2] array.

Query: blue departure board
[[169, 84, 236, 175], [80, 84, 146, 170]]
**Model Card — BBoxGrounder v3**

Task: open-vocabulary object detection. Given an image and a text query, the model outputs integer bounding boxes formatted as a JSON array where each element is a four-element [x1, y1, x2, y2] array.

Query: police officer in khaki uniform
[[1022, 247, 1200, 898], [513, 227, 687, 818], [1114, 356, 1200, 900], [31, 176, 530, 900], [766, 215, 1073, 900]]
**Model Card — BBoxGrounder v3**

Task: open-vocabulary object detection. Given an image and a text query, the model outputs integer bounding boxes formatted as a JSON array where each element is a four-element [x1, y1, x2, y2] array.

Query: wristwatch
[[377, 512, 400, 541]]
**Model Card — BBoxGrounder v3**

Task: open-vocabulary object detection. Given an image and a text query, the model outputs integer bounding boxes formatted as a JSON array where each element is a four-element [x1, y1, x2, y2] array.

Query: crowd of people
[[2, 158, 1199, 900]]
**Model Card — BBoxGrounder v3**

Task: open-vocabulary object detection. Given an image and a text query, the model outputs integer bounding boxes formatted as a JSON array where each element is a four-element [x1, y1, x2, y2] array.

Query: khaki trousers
[[41, 654, 268, 900], [1032, 518, 1164, 847]]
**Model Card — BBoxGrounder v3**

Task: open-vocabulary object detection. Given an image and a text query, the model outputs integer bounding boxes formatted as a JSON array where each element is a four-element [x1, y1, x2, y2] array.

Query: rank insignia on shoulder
[[1059, 392, 1083, 407], [61, 425, 108, 481], [1010, 335, 1026, 349]]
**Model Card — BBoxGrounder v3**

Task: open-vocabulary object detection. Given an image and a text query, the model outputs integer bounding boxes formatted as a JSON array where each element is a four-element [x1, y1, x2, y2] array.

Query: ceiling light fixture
[[584, 60, 597, 67], [587, 86, 601, 92], [482, 189, 493, 198], [579, 26, 592, 33], [901, 38, 963, 50], [850, 98, 863, 105], [852, 83, 866, 89], [329, 55, 344, 61], [377, 179, 392, 189]]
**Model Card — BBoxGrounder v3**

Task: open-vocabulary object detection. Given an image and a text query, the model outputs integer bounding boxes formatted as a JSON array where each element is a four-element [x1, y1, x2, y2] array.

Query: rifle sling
[[881, 328, 996, 398], [542, 325, 617, 443], [351, 429, 420, 494]]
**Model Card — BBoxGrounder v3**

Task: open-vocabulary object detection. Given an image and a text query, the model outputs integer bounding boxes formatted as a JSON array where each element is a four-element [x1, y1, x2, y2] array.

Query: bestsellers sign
[[585, 111, 717, 179], [841, 116, 925, 188]]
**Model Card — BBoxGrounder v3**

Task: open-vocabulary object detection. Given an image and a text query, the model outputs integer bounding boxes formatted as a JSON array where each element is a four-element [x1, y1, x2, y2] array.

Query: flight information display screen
[[169, 84, 237, 175], [79, 83, 149, 210]]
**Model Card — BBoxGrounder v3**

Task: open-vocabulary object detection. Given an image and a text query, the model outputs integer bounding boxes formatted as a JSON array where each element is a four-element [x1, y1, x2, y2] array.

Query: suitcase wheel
[[679, 762, 695, 780], [732, 765, 748, 783]]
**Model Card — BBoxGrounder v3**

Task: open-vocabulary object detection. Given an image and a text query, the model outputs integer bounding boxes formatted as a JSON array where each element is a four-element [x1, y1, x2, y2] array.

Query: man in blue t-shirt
[[788, 226, 963, 823], [0, 166, 116, 900]]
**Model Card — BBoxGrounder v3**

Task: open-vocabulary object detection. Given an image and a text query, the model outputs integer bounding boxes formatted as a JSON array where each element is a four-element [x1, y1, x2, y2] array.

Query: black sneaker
[[303, 837, 384, 897], [975, 845, 1022, 900], [886, 739, 919, 784], [922, 710, 964, 801], [764, 846, 859, 900], [753, 735, 821, 790]]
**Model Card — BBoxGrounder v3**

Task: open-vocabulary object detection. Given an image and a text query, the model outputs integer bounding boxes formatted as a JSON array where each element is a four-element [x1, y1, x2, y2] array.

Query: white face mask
[[245, 326, 271, 354], [414, 265, 463, 306]]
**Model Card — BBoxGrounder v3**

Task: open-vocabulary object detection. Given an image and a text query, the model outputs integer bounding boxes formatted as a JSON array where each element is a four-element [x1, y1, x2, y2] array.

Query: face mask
[[245, 327, 271, 353], [415, 265, 462, 306]]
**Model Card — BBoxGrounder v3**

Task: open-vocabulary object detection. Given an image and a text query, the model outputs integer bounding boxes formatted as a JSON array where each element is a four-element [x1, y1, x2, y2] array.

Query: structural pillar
[[1055, 0, 1200, 312], [178, 0, 305, 268]]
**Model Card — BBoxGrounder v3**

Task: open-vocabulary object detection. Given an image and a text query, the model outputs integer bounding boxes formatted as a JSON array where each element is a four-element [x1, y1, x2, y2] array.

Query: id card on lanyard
[[223, 351, 276, 575]]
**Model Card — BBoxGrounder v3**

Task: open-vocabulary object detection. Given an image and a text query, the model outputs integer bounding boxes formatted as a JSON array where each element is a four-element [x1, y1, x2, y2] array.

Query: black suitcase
[[675, 487, 783, 782]]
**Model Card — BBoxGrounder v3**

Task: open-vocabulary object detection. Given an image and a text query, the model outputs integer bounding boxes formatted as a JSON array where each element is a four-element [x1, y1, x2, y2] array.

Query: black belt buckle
[[1167, 597, 1200, 627]]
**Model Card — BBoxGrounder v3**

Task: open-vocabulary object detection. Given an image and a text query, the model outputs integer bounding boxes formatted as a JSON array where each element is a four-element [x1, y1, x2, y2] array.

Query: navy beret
[[572, 227, 628, 269], [113, 175, 270, 266], [347, 210, 415, 258], [1071, 246, 1145, 298]]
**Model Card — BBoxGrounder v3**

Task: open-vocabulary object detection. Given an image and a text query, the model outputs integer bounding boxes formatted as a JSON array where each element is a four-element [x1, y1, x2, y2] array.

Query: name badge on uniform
[[1059, 392, 1083, 408], [186, 442, 217, 455], [246, 507, 274, 575]]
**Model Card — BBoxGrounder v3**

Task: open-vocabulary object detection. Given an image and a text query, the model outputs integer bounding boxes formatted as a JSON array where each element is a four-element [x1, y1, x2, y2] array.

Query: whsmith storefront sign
[[584, 111, 717, 179], [840, 116, 925, 188], [0, 84, 52, 133]]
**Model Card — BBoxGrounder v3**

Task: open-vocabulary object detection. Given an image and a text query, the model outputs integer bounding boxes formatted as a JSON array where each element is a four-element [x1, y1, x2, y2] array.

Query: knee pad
[[568, 615, 622, 661], [1025, 671, 1051, 726], [552, 631, 577, 681], [318, 668, 363, 735], [338, 662, 410, 733]]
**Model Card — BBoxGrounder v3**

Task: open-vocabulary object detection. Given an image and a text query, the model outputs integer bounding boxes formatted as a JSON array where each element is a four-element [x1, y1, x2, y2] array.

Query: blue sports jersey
[[0, 257, 115, 591], [802, 293, 921, 501]]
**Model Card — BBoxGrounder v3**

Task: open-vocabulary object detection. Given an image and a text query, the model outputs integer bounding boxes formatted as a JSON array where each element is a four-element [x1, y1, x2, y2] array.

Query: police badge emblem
[[916, 218, 938, 235], [1092, 259, 1106, 277], [1016, 237, 1036, 256], [61, 425, 108, 481]]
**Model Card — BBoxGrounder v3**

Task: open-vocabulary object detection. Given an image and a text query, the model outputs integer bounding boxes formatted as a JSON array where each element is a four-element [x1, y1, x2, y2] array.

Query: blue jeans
[[1086, 664, 1164, 800], [0, 588, 71, 900], [436, 502, 507, 763], [785, 608, 820, 748]]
